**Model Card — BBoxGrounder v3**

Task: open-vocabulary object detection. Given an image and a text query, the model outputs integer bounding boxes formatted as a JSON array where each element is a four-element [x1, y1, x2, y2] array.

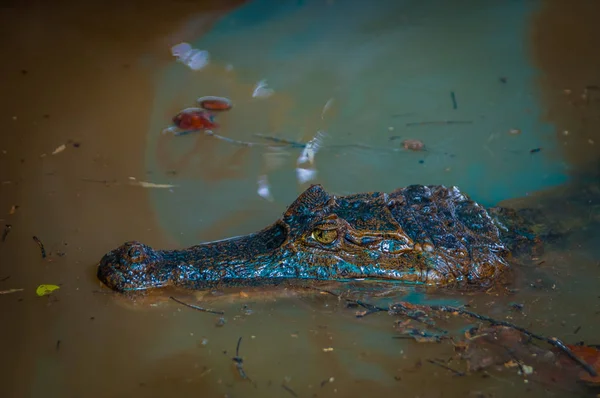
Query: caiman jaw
[[97, 241, 174, 292]]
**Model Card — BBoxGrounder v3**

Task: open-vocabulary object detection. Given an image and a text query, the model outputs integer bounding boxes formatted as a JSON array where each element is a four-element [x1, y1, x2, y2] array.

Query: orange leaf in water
[[566, 344, 600, 385]]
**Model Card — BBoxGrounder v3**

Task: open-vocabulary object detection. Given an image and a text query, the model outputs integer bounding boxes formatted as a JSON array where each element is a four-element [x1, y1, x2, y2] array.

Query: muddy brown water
[[1, 1, 600, 397]]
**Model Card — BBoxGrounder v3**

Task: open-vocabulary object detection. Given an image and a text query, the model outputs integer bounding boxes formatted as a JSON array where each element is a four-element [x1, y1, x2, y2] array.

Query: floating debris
[[450, 91, 458, 109], [406, 120, 472, 127], [0, 288, 23, 295], [321, 98, 334, 120], [9, 205, 19, 215], [170, 42, 209, 71], [2, 224, 11, 242], [130, 181, 177, 189], [36, 284, 60, 296], [52, 144, 66, 155], [281, 384, 298, 397], [509, 129, 521, 135], [252, 79, 274, 99], [294, 132, 324, 185], [32, 236, 46, 258], [402, 139, 425, 151], [530, 148, 542, 154], [297, 131, 325, 166], [257, 174, 274, 202], [170, 108, 218, 132], [196, 96, 233, 111], [427, 359, 465, 376], [232, 336, 250, 380], [169, 296, 224, 315]]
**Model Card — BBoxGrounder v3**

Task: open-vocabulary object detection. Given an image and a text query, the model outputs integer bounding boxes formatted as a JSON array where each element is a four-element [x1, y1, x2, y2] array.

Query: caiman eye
[[312, 228, 338, 244]]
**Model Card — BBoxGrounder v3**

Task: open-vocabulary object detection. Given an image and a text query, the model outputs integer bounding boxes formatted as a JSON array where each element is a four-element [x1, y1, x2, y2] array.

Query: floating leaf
[[36, 284, 60, 296]]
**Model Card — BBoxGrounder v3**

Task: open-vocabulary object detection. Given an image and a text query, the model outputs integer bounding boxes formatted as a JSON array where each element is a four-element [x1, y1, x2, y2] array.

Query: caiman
[[97, 184, 543, 292]]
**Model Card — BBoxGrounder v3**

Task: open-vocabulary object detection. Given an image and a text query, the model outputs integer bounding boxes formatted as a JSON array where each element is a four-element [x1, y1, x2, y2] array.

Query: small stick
[[32, 236, 46, 258], [232, 336, 249, 380], [428, 304, 597, 377], [0, 275, 10, 282], [427, 359, 465, 376], [2, 224, 12, 242], [450, 91, 458, 109], [169, 296, 224, 315], [56, 340, 61, 351], [406, 120, 473, 127], [354, 300, 386, 318], [392, 112, 417, 118], [254, 134, 389, 152], [80, 178, 116, 185], [0, 288, 24, 295], [253, 133, 307, 148], [281, 384, 298, 397], [204, 130, 279, 148]]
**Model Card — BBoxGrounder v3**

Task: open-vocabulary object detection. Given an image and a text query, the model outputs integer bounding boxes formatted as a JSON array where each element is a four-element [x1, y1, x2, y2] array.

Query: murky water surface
[[1, 1, 600, 397]]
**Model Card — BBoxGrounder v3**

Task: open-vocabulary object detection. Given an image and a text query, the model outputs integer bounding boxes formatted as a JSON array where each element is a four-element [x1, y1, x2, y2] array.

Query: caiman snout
[[97, 241, 171, 292]]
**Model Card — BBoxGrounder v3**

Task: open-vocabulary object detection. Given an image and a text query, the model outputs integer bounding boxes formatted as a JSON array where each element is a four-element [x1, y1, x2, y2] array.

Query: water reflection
[[146, 0, 568, 247]]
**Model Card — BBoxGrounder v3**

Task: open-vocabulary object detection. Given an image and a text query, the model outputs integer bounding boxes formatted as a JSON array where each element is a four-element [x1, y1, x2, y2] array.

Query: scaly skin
[[97, 184, 539, 292]]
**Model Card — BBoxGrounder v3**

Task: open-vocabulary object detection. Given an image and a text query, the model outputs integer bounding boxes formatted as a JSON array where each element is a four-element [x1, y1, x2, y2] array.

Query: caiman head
[[97, 184, 510, 292]]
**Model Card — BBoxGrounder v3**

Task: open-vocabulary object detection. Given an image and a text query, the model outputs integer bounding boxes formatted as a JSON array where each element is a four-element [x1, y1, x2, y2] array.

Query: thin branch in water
[[0, 288, 24, 295], [169, 296, 224, 315], [281, 384, 298, 397], [232, 336, 250, 380], [0, 275, 10, 282], [450, 91, 458, 109], [204, 130, 279, 148], [405, 120, 473, 127], [353, 299, 386, 318], [426, 359, 465, 376], [426, 304, 598, 378], [32, 236, 46, 258], [253, 133, 306, 148], [2, 224, 12, 242], [80, 178, 117, 185]]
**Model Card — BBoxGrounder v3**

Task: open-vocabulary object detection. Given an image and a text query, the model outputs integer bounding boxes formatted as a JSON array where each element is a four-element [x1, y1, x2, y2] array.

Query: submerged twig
[[354, 300, 386, 318], [426, 304, 597, 378], [405, 120, 473, 127], [169, 296, 224, 315], [253, 133, 306, 148], [204, 130, 277, 148], [281, 384, 298, 397], [232, 336, 250, 380], [32, 236, 46, 258], [427, 359, 465, 376], [2, 224, 12, 242], [80, 178, 117, 185], [450, 91, 458, 109], [0, 288, 24, 295]]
